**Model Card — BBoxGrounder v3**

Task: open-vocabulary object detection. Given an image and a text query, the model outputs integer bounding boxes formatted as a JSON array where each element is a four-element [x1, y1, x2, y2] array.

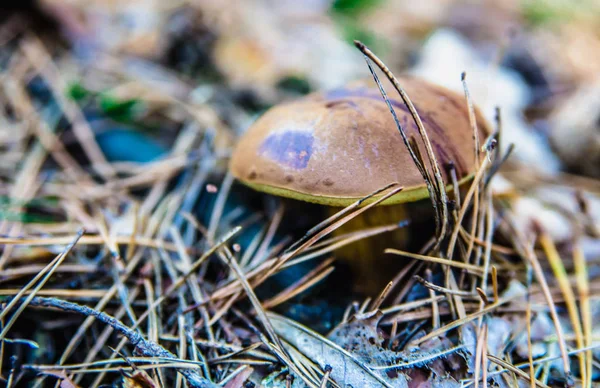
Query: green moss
[[66, 82, 90, 101], [276, 75, 312, 95], [99, 93, 143, 122], [522, 0, 598, 26], [331, 0, 382, 15], [338, 19, 383, 51], [0, 196, 62, 223]]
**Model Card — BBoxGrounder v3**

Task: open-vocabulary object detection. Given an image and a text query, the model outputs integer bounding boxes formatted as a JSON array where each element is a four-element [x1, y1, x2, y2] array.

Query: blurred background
[[3, 0, 600, 177], [1, 1, 600, 386]]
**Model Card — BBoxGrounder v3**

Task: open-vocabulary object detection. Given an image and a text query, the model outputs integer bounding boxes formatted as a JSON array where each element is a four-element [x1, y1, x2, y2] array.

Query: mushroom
[[229, 76, 491, 294]]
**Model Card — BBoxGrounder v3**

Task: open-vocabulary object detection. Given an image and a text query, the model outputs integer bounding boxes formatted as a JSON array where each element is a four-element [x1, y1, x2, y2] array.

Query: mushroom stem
[[328, 204, 413, 296]]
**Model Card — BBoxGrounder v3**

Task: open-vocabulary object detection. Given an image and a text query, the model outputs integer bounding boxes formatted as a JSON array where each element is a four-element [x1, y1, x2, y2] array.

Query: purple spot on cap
[[325, 86, 370, 100], [259, 131, 314, 170]]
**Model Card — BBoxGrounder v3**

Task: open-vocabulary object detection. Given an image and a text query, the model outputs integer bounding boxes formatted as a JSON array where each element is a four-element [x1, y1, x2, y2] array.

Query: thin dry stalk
[[381, 295, 445, 317], [446, 156, 491, 265], [175, 315, 187, 388], [390, 260, 420, 305], [319, 365, 332, 388], [20, 38, 115, 179], [218, 246, 319, 388], [527, 283, 535, 388], [0, 234, 191, 253], [0, 229, 83, 339], [287, 223, 402, 268], [143, 278, 164, 385], [479, 187, 494, 295], [251, 203, 284, 267], [73, 286, 142, 385], [538, 230, 585, 384], [573, 241, 592, 388], [486, 355, 549, 388], [207, 172, 235, 244], [409, 292, 521, 346], [385, 248, 485, 275], [512, 221, 572, 385], [369, 281, 394, 312], [474, 320, 486, 388], [285, 182, 398, 254], [55, 245, 151, 374], [491, 267, 499, 302], [370, 344, 465, 370], [117, 226, 241, 344], [263, 258, 335, 309], [482, 326, 489, 388], [212, 185, 404, 302], [414, 275, 477, 297], [2, 69, 91, 184], [16, 297, 214, 388], [354, 41, 449, 249], [461, 73, 482, 267], [170, 226, 216, 347], [425, 270, 440, 329]]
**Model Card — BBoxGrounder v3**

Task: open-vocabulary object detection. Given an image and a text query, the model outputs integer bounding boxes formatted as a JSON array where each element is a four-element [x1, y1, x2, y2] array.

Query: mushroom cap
[[230, 76, 491, 206]]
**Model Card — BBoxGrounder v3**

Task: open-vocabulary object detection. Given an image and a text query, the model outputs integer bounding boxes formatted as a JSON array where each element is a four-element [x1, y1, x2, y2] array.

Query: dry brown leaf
[[122, 369, 159, 388], [223, 366, 254, 388], [38, 370, 80, 388], [268, 311, 405, 388]]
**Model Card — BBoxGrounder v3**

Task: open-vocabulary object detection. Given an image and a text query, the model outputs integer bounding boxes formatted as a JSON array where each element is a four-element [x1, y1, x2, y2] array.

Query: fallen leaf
[[224, 366, 254, 388], [122, 369, 159, 388], [268, 312, 405, 388], [38, 370, 80, 388]]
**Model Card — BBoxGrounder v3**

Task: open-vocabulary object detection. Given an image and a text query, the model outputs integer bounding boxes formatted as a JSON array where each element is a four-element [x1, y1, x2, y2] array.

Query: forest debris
[[268, 311, 403, 388]]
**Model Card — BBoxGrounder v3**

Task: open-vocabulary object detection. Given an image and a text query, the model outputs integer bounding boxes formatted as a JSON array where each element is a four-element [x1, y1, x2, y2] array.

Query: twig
[[486, 355, 550, 388], [211, 185, 404, 303], [425, 270, 440, 329], [207, 172, 235, 244], [0, 229, 84, 339], [446, 156, 491, 263], [526, 263, 535, 388], [8, 297, 217, 388], [369, 281, 394, 312], [73, 285, 142, 385], [263, 258, 335, 310], [460, 73, 482, 274], [370, 345, 466, 370], [510, 218, 573, 386], [474, 321, 485, 388], [285, 183, 398, 254], [217, 247, 319, 387], [413, 275, 477, 297], [0, 235, 194, 253], [573, 241, 592, 388], [354, 41, 448, 249], [385, 249, 486, 274], [538, 229, 585, 385], [319, 365, 332, 388], [409, 293, 521, 346], [20, 37, 116, 180]]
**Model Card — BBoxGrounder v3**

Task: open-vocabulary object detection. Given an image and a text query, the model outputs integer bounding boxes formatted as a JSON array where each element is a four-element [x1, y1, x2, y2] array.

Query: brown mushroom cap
[[230, 76, 491, 206]]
